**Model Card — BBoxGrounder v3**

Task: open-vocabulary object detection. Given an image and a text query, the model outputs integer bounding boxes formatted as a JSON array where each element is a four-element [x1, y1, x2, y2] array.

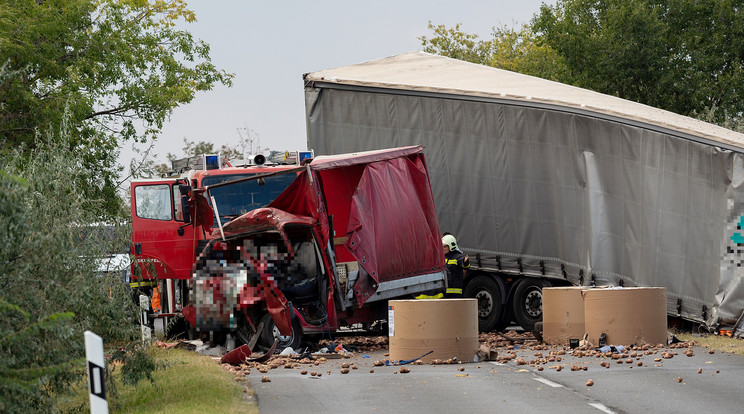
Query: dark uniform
[[444, 249, 469, 298]]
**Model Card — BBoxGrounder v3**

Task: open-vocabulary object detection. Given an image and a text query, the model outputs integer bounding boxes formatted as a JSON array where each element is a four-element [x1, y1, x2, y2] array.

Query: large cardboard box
[[542, 287, 586, 345], [583, 287, 667, 346], [388, 299, 478, 362]]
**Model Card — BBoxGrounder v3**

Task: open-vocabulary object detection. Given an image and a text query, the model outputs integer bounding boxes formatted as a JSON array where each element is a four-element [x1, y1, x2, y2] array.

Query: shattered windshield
[[203, 173, 297, 223]]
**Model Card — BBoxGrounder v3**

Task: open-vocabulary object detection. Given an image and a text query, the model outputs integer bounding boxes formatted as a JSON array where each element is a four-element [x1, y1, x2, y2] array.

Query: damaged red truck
[[130, 146, 446, 350]]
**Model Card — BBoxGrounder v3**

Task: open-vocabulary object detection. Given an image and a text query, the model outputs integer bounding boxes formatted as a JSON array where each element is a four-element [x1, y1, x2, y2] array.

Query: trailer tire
[[512, 278, 549, 332], [259, 313, 303, 351], [464, 276, 504, 332]]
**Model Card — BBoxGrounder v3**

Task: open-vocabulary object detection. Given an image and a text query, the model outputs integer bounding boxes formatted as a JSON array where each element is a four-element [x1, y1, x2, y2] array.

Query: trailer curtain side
[[304, 54, 744, 329]]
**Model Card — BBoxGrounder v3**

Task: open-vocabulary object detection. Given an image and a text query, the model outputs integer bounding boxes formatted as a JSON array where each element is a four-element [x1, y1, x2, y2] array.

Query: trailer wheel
[[464, 276, 504, 332], [259, 314, 302, 351], [512, 278, 549, 332]]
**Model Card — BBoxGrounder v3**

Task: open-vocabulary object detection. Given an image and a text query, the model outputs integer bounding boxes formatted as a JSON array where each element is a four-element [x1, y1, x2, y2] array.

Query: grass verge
[[675, 332, 744, 356], [62, 347, 257, 414]]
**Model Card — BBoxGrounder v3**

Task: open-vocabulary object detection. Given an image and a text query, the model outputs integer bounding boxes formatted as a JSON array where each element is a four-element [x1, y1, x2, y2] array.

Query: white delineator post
[[139, 294, 152, 344], [84, 331, 108, 414]]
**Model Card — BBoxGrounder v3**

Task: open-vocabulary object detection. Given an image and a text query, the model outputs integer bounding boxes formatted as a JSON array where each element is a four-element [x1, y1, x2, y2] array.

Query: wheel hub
[[524, 289, 542, 317], [272, 325, 293, 346], [475, 290, 493, 317]]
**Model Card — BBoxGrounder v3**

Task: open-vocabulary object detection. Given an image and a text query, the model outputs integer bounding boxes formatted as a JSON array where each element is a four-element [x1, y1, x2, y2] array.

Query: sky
[[120, 0, 554, 172]]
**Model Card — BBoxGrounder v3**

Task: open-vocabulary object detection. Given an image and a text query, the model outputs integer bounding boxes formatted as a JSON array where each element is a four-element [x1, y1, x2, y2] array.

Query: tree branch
[[85, 106, 131, 120]]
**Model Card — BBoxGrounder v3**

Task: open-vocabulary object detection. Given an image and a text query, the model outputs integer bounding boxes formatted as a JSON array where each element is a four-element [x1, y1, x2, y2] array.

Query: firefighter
[[442, 234, 469, 298]]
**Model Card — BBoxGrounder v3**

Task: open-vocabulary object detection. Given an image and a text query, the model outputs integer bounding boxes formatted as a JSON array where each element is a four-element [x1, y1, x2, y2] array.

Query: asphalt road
[[245, 340, 744, 413]]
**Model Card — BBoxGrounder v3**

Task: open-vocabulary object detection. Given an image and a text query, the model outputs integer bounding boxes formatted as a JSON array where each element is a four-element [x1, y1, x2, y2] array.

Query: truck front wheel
[[511, 278, 550, 332], [464, 276, 504, 332], [259, 313, 303, 352]]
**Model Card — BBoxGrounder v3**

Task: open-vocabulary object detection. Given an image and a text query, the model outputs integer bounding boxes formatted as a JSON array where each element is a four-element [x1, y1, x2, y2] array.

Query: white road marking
[[588, 403, 616, 414], [489, 360, 615, 414], [533, 377, 563, 388]]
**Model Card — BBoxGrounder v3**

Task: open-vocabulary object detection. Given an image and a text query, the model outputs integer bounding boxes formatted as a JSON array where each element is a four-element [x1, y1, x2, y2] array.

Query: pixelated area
[[722, 200, 744, 271], [193, 235, 322, 331]]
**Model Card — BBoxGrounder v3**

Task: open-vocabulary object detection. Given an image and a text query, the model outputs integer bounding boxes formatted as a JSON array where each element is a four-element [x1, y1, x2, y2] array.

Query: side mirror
[[178, 184, 192, 224], [181, 196, 192, 224]]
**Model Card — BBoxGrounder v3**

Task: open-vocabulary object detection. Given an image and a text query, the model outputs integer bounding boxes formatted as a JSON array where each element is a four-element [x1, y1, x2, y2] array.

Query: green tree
[[182, 139, 217, 159], [0, 0, 233, 213], [532, 0, 744, 124], [140, 138, 248, 178], [0, 303, 79, 413], [420, 22, 569, 81], [180, 139, 244, 161], [420, 22, 493, 65], [0, 125, 152, 412]]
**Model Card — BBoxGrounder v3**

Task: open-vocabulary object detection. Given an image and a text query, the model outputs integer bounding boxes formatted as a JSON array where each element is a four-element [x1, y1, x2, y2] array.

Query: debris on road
[[321, 336, 389, 352], [191, 329, 727, 389], [220, 344, 252, 365], [476, 344, 498, 361]]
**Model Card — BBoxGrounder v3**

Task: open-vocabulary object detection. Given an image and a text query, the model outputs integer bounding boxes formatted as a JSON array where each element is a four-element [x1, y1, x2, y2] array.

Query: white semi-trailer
[[303, 51, 744, 334]]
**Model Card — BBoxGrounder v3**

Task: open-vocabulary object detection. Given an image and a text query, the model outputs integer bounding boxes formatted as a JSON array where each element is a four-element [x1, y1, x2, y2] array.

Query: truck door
[[130, 180, 196, 283]]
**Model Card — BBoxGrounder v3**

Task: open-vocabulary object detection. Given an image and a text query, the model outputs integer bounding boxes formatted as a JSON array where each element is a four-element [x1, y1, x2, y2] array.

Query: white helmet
[[442, 234, 457, 250]]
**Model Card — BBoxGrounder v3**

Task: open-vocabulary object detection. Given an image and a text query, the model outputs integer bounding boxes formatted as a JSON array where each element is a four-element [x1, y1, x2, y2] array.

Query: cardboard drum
[[388, 299, 478, 363]]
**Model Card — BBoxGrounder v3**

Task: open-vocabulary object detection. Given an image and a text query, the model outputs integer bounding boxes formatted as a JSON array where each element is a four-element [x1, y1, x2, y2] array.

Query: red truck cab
[[130, 153, 309, 329], [192, 146, 447, 350]]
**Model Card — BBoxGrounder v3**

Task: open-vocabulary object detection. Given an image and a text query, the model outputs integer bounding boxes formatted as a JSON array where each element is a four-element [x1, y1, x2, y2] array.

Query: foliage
[[691, 104, 744, 134], [61, 348, 255, 414], [420, 22, 493, 65], [0, 0, 233, 213], [0, 301, 81, 414], [179, 138, 245, 162], [0, 2, 233, 410], [109, 342, 162, 387], [422, 3, 744, 127], [532, 0, 744, 123], [142, 138, 249, 178], [420, 21, 569, 81], [0, 125, 155, 412]]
